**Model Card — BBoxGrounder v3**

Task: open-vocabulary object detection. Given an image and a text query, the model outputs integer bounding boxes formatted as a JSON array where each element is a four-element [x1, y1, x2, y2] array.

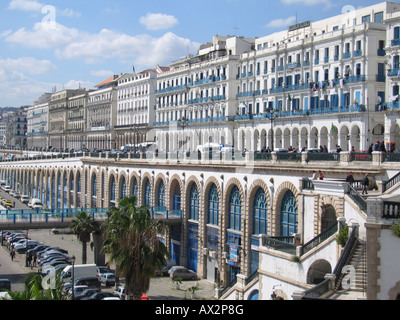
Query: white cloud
[[266, 16, 296, 28], [0, 57, 56, 74], [8, 0, 42, 12], [7, 0, 81, 17], [5, 22, 81, 49], [139, 13, 178, 31]]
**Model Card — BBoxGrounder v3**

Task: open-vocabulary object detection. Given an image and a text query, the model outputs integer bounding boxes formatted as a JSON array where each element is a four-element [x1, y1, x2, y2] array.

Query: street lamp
[[71, 255, 76, 300], [265, 108, 278, 151], [177, 117, 188, 153]]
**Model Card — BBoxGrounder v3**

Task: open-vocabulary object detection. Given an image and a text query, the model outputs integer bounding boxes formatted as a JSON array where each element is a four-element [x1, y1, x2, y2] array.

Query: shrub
[[336, 225, 349, 247]]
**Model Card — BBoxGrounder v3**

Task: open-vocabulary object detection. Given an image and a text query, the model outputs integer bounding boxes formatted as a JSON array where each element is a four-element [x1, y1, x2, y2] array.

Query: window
[[110, 176, 116, 206], [189, 184, 199, 221], [280, 190, 298, 236], [131, 178, 138, 198], [253, 188, 268, 235], [362, 15, 371, 23], [120, 176, 126, 200], [229, 186, 242, 231], [374, 11, 383, 24], [158, 181, 165, 209], [208, 184, 219, 225], [144, 179, 151, 207]]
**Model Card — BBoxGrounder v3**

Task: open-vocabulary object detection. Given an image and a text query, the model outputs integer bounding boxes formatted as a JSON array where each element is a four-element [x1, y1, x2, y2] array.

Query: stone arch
[[203, 176, 223, 231], [117, 170, 128, 203], [154, 173, 168, 209], [247, 179, 272, 236], [307, 259, 332, 284], [140, 172, 153, 207], [315, 194, 344, 235], [108, 170, 117, 207], [128, 170, 140, 202], [185, 176, 202, 222], [223, 177, 245, 231], [272, 181, 301, 237], [168, 174, 183, 213]]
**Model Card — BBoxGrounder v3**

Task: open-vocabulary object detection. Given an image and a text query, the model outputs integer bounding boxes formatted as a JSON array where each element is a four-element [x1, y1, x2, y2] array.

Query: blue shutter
[[304, 97, 309, 111]]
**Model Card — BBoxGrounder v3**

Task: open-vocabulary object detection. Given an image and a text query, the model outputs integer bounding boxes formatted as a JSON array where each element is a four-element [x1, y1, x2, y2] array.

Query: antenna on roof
[[233, 25, 239, 36]]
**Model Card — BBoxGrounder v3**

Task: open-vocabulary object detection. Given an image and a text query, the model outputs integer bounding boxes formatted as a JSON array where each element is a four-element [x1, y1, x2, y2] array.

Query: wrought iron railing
[[345, 183, 367, 211], [299, 222, 338, 256], [262, 236, 296, 255], [302, 225, 358, 299]]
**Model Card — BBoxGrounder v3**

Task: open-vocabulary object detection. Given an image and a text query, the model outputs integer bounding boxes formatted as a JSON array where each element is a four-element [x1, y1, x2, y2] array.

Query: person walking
[[10, 249, 15, 261], [346, 172, 355, 183], [362, 173, 369, 195], [319, 170, 324, 180]]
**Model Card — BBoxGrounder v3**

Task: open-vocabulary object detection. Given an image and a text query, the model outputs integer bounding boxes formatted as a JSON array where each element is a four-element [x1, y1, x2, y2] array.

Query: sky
[[0, 0, 394, 107]]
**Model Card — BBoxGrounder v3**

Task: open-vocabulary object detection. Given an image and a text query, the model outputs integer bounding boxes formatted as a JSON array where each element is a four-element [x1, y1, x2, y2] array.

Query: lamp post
[[71, 255, 76, 300], [177, 117, 188, 153], [265, 108, 278, 151]]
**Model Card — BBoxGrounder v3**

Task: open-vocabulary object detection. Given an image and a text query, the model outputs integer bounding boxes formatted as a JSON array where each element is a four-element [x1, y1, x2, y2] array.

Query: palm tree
[[102, 196, 170, 300], [7, 272, 66, 300], [69, 210, 100, 264]]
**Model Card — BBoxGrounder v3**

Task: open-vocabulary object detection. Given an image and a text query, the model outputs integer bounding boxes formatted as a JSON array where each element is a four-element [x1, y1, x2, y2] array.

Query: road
[[0, 188, 30, 210], [0, 244, 27, 293]]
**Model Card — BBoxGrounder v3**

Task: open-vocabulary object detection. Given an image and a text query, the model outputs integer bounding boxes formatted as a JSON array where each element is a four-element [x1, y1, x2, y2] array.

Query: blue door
[[187, 223, 198, 272], [171, 242, 180, 265]]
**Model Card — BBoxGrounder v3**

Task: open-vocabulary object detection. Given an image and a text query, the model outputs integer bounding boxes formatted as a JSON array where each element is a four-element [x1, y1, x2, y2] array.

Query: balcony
[[353, 50, 362, 57], [391, 39, 400, 47], [343, 52, 351, 59], [377, 49, 386, 56], [388, 68, 400, 77]]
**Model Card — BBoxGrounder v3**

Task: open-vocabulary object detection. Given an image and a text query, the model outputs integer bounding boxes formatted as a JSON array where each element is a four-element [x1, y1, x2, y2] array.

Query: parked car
[[81, 292, 117, 300], [96, 266, 113, 279], [169, 266, 198, 280], [113, 286, 126, 300], [20, 195, 29, 204], [51, 228, 73, 235], [99, 273, 116, 286], [28, 198, 43, 209], [71, 287, 100, 300], [0, 279, 11, 291], [67, 285, 88, 297]]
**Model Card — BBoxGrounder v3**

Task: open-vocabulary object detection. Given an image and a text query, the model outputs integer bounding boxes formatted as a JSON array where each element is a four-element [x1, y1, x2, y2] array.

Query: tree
[[69, 210, 101, 264], [7, 272, 66, 300], [101, 196, 170, 300]]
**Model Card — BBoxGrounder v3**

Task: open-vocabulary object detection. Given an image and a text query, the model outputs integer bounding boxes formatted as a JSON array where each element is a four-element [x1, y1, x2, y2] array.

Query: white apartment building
[[235, 2, 399, 154], [27, 93, 51, 150], [115, 68, 163, 149], [86, 75, 121, 150], [66, 93, 87, 150], [154, 36, 255, 152]]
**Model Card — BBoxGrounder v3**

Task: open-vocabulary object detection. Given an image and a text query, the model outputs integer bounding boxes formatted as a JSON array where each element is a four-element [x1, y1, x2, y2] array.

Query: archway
[[307, 260, 332, 284]]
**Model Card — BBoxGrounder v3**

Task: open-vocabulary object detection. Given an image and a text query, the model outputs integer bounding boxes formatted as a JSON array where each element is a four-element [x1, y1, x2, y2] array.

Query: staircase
[[337, 240, 367, 293]]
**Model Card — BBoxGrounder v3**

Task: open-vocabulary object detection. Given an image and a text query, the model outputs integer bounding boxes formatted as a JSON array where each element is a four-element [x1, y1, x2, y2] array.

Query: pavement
[[0, 229, 216, 300]]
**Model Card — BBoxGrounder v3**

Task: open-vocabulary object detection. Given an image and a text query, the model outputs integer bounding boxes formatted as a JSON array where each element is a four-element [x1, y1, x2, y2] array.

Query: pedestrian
[[319, 170, 324, 180], [346, 172, 354, 183], [362, 173, 369, 195], [33, 253, 37, 267], [10, 249, 15, 261], [312, 171, 317, 180], [368, 143, 373, 154]]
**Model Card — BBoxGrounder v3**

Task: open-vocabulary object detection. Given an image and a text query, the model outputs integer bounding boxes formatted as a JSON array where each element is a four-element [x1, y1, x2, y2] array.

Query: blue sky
[[0, 0, 393, 107]]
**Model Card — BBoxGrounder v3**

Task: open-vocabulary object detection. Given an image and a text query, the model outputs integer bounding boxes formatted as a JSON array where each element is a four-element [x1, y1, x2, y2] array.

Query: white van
[[60, 264, 97, 283], [28, 198, 43, 209]]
